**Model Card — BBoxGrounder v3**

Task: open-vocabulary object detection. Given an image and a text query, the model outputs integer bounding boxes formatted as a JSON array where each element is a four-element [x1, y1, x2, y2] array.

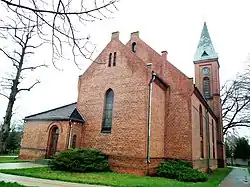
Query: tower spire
[[193, 22, 218, 62]]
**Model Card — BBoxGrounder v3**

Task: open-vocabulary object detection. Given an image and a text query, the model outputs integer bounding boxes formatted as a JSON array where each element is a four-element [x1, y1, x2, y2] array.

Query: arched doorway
[[48, 126, 59, 157]]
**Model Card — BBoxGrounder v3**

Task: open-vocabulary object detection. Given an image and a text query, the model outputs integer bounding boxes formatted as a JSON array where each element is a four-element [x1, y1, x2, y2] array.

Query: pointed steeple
[[193, 22, 218, 62]]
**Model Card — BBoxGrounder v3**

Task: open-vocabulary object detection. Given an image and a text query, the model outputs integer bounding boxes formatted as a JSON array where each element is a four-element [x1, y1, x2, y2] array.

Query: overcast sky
[[0, 0, 250, 136]]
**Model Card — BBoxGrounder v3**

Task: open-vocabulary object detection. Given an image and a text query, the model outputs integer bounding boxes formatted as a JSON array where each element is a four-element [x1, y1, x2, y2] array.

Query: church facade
[[20, 23, 225, 175]]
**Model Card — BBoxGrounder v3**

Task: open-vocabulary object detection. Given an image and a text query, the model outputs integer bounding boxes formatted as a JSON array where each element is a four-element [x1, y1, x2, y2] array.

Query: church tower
[[193, 22, 225, 167]]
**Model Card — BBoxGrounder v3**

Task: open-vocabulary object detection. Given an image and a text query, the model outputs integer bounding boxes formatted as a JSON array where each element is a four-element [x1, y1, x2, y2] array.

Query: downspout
[[68, 120, 73, 149], [146, 71, 156, 174], [206, 108, 210, 172]]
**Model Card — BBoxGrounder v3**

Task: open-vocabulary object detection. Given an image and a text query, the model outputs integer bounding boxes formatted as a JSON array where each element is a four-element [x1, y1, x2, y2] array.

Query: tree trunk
[[0, 84, 18, 153], [0, 35, 27, 153]]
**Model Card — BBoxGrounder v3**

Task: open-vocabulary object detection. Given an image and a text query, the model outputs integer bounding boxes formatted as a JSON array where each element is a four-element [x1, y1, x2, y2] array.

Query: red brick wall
[[150, 82, 165, 158], [162, 63, 193, 160], [109, 155, 164, 175], [125, 32, 220, 170], [126, 32, 194, 161], [19, 121, 70, 160], [77, 35, 150, 164], [191, 94, 218, 170], [164, 93, 192, 160]]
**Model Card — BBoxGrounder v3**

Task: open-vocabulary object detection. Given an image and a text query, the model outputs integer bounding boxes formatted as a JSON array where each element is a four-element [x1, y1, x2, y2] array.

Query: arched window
[[108, 53, 112, 67], [212, 120, 215, 158], [72, 135, 77, 149], [199, 106, 203, 137], [102, 89, 114, 133], [113, 52, 117, 66], [132, 42, 136, 53], [203, 77, 211, 99], [199, 105, 204, 158]]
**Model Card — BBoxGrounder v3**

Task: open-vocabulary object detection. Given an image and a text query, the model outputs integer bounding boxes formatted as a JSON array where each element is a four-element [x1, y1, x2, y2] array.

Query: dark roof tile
[[24, 103, 84, 123]]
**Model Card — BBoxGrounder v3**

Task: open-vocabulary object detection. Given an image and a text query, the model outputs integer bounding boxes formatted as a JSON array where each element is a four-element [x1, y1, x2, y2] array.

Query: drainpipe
[[206, 108, 210, 172], [146, 71, 156, 174], [68, 120, 73, 149]]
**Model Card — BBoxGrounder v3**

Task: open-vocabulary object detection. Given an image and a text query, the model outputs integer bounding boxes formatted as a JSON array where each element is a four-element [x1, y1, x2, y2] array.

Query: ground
[[0, 166, 231, 187], [0, 162, 44, 169], [219, 167, 250, 187], [0, 158, 248, 187], [0, 173, 106, 187]]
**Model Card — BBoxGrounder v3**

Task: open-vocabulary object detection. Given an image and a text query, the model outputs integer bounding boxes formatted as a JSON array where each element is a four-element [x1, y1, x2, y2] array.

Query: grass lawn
[[0, 167, 232, 187], [0, 181, 28, 187], [0, 157, 27, 163]]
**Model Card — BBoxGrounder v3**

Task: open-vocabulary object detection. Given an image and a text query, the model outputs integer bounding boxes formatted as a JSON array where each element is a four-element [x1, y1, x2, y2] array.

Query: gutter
[[146, 71, 156, 171]]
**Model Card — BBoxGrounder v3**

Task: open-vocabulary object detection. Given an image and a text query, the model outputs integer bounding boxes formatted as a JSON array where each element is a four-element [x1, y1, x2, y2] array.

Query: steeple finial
[[193, 22, 218, 62]]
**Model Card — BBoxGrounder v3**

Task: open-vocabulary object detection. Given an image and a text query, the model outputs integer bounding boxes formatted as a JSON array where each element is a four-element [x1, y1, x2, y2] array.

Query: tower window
[[102, 89, 114, 133], [108, 53, 112, 67], [201, 51, 209, 57], [203, 77, 211, 99], [132, 42, 136, 53], [113, 52, 117, 66]]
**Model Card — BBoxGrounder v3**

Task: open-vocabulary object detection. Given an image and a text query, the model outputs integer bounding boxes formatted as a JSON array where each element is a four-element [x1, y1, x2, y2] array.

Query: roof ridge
[[25, 102, 76, 119]]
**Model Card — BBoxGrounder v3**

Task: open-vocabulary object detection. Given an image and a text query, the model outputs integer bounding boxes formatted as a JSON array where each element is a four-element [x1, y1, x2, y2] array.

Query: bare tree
[[221, 65, 250, 135], [0, 20, 47, 153], [225, 133, 239, 156], [0, 0, 119, 67]]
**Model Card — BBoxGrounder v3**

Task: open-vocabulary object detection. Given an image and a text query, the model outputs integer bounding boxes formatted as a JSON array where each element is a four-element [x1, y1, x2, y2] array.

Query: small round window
[[202, 67, 210, 75]]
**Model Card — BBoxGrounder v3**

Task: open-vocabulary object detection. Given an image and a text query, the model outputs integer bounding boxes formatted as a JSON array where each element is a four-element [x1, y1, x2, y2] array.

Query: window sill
[[101, 130, 111, 134], [205, 96, 213, 100]]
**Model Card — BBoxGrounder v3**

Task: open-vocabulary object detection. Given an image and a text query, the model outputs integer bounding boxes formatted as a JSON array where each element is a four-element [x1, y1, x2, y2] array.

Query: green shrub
[[48, 148, 110, 172], [156, 160, 208, 182], [164, 159, 193, 168], [0, 181, 26, 187]]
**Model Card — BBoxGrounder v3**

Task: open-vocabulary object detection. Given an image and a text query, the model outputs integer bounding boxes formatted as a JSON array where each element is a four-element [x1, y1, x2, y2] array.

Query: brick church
[[20, 22, 225, 175]]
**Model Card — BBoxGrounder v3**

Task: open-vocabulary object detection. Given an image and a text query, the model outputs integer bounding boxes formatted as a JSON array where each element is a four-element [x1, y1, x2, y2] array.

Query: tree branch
[[0, 0, 118, 15], [0, 48, 19, 64], [17, 80, 40, 93], [0, 92, 9, 99], [21, 64, 48, 71]]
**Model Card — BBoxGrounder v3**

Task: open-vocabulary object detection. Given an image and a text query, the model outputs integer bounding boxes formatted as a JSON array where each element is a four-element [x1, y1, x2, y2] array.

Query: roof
[[193, 22, 218, 62], [24, 103, 85, 123]]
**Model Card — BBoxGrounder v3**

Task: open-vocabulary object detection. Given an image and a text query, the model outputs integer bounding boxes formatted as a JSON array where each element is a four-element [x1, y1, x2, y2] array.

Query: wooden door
[[48, 127, 59, 157]]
